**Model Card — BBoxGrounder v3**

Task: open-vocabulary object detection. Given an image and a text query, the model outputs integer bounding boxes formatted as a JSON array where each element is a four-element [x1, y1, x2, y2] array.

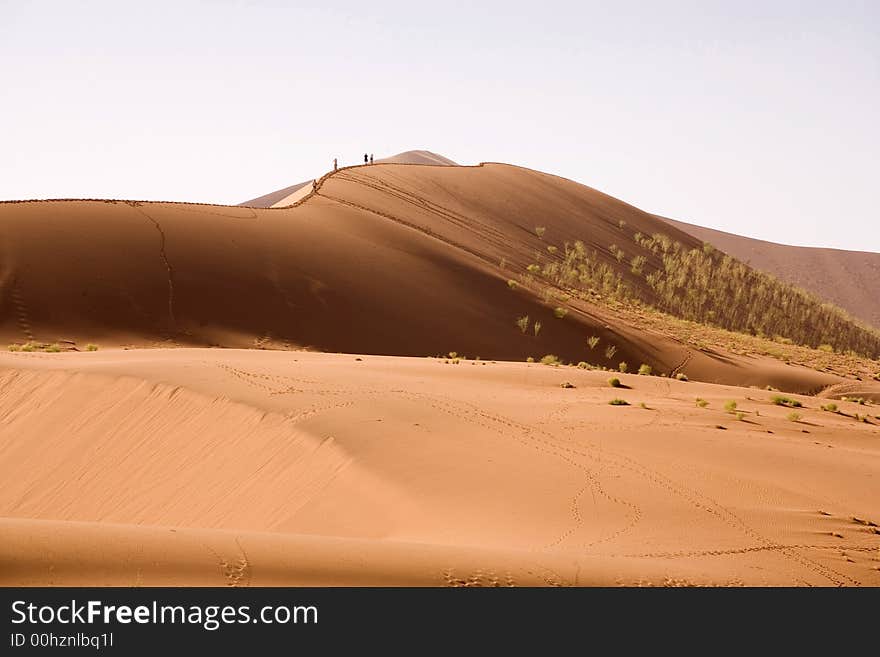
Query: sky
[[1, 0, 878, 252]]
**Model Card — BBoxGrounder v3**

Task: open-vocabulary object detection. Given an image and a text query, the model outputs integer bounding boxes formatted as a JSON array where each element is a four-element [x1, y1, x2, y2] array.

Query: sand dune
[[661, 216, 880, 330], [239, 179, 312, 209], [2, 153, 878, 586], [0, 161, 852, 394], [1, 348, 877, 586], [374, 149, 458, 166]]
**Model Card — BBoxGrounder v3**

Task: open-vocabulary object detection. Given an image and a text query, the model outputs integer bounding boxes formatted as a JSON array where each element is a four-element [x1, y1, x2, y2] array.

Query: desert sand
[[0, 348, 877, 586], [1, 153, 878, 586]]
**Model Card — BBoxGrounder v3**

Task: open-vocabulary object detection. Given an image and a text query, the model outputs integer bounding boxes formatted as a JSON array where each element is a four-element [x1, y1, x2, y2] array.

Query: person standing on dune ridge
[[333, 158, 337, 171], [370, 154, 373, 164], [364, 153, 368, 164]]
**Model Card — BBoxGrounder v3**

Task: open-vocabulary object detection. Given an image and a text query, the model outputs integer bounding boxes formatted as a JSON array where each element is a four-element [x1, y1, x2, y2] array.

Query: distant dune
[[660, 216, 880, 330], [239, 179, 312, 209], [374, 149, 458, 166]]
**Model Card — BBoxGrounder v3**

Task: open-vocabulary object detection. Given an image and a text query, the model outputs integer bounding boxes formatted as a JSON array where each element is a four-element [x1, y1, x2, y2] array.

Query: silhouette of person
[[370, 154, 373, 164], [333, 158, 337, 171], [364, 153, 368, 164], [312, 180, 317, 192]]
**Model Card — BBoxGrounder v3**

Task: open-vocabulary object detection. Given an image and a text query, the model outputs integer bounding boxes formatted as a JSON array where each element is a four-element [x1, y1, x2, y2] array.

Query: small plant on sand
[[534, 226, 546, 239], [547, 245, 557, 254], [560, 381, 576, 389], [638, 364, 652, 376], [817, 344, 834, 353], [448, 352, 458, 359], [516, 315, 530, 333], [527, 263, 541, 274], [724, 400, 738, 413], [587, 336, 600, 350], [608, 377, 622, 388], [7, 344, 20, 352], [630, 255, 646, 276], [735, 411, 745, 421], [674, 372, 688, 381], [20, 342, 38, 352], [771, 395, 803, 408], [541, 354, 561, 366], [604, 344, 617, 360], [44, 343, 62, 353], [618, 362, 628, 373], [85, 343, 99, 351], [821, 403, 838, 413], [577, 361, 591, 369], [639, 402, 649, 409], [609, 398, 629, 406], [553, 307, 568, 319], [526, 356, 535, 363], [696, 398, 709, 408], [533, 321, 542, 337], [787, 412, 801, 422], [507, 279, 518, 289], [617, 219, 626, 231]]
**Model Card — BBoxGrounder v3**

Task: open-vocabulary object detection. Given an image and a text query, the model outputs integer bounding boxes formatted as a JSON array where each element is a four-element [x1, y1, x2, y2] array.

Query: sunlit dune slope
[[1, 349, 878, 586]]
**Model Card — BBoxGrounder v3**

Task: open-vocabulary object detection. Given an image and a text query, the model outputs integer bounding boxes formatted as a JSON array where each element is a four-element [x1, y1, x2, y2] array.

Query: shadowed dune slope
[[660, 216, 880, 330], [0, 162, 856, 392]]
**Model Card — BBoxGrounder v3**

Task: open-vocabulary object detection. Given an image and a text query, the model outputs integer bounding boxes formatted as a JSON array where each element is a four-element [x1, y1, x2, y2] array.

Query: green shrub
[[587, 336, 600, 350], [526, 356, 535, 363], [577, 361, 590, 369], [735, 411, 745, 421], [609, 398, 629, 406], [674, 372, 688, 381], [507, 279, 518, 289], [547, 245, 557, 254], [696, 398, 709, 408], [533, 321, 542, 337], [45, 344, 62, 353], [618, 362, 628, 373], [7, 344, 21, 352], [534, 226, 546, 239], [608, 377, 621, 388], [724, 400, 737, 413], [85, 343, 99, 351], [787, 412, 801, 422], [541, 354, 561, 366], [638, 364, 652, 376], [553, 307, 568, 319], [604, 345, 617, 360], [516, 315, 529, 333], [821, 403, 838, 413], [527, 264, 541, 274], [817, 344, 834, 353], [771, 395, 803, 408]]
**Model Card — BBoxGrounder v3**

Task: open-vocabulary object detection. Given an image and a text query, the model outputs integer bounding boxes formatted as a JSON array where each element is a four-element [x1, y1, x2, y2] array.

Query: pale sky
[[2, 1, 878, 252]]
